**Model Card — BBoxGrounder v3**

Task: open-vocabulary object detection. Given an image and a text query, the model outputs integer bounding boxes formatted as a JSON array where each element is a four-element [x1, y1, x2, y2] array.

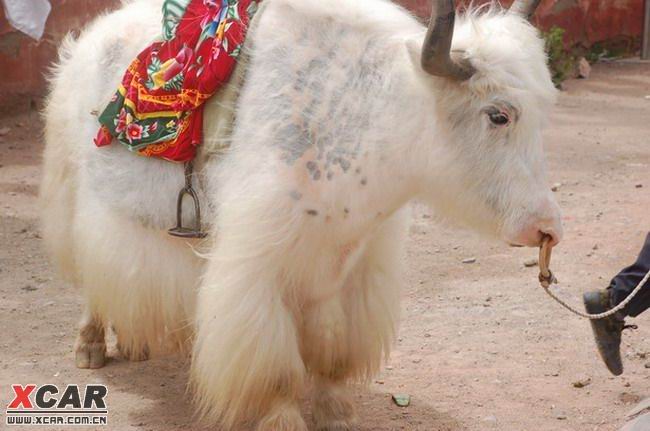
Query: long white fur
[[41, 0, 560, 429]]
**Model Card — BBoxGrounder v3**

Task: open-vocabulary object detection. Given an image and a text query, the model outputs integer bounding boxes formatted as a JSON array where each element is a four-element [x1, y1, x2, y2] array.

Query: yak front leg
[[304, 296, 357, 431], [191, 259, 308, 431], [312, 377, 356, 431], [75, 308, 106, 369]]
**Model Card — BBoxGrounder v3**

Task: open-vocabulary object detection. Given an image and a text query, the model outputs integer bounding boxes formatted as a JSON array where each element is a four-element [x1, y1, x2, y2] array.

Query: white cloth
[[2, 0, 52, 40]]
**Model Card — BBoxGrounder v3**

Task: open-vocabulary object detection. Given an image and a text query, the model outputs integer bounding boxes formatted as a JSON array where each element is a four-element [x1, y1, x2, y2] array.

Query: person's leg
[[609, 232, 650, 317], [584, 232, 650, 376]]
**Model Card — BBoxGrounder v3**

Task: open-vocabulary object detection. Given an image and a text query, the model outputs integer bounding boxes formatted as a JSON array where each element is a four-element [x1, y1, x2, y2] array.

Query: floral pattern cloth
[[94, 0, 261, 162]]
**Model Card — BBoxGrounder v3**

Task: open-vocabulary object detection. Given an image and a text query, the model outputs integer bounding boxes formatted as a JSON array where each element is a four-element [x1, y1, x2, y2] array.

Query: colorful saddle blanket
[[94, 0, 261, 162]]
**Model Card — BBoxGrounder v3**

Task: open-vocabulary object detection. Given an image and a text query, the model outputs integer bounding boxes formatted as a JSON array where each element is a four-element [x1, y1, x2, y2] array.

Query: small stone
[[482, 415, 497, 423], [620, 392, 642, 405], [572, 376, 592, 388], [462, 257, 477, 264], [0, 127, 10, 136], [392, 394, 410, 407], [410, 224, 427, 235], [556, 413, 568, 420], [551, 183, 562, 192], [523, 258, 538, 268], [21, 285, 37, 292], [635, 184, 643, 189], [644, 362, 650, 369], [577, 57, 591, 79]]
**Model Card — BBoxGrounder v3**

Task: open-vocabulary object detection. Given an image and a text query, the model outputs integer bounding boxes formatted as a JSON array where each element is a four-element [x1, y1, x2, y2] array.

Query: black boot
[[583, 290, 626, 376]]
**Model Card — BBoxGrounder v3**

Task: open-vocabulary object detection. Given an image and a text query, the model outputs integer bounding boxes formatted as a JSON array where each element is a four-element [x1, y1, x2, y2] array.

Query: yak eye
[[488, 111, 510, 126]]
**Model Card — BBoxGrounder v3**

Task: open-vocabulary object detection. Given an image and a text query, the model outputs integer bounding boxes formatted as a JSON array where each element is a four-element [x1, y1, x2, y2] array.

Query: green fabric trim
[[162, 0, 192, 41]]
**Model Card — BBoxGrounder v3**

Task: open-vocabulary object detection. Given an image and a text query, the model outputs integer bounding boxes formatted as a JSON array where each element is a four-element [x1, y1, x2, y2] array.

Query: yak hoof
[[256, 402, 308, 431], [315, 420, 353, 431], [312, 384, 355, 431], [75, 342, 107, 369]]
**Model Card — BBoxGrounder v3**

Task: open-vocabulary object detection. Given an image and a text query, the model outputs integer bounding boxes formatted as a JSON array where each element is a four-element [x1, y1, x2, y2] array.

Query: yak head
[[409, 0, 562, 247]]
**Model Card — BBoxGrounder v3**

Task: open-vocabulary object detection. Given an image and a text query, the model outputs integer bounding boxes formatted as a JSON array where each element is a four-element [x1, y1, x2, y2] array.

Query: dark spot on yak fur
[[260, 22, 391, 179], [339, 158, 351, 173], [306, 161, 322, 181]]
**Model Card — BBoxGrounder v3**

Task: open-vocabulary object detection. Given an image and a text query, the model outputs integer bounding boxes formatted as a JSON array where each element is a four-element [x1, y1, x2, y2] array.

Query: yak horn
[[509, 0, 542, 19], [421, 0, 475, 81]]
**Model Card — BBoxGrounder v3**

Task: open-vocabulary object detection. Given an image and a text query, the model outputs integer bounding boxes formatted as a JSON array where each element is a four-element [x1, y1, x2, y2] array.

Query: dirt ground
[[1, 62, 649, 431]]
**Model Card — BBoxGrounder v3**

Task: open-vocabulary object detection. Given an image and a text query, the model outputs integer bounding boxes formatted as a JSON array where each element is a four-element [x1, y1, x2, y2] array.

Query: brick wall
[[0, 0, 645, 113], [397, 0, 644, 49], [0, 0, 120, 113]]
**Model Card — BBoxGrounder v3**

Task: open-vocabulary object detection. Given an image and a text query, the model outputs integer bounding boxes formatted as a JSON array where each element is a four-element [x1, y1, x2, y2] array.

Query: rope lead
[[538, 235, 650, 320]]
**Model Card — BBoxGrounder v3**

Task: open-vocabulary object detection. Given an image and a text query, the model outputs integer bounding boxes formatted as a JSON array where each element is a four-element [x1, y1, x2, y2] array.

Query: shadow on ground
[[90, 351, 462, 431]]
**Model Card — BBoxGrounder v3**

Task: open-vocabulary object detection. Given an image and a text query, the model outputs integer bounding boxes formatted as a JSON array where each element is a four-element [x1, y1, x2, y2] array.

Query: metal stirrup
[[168, 161, 208, 239]]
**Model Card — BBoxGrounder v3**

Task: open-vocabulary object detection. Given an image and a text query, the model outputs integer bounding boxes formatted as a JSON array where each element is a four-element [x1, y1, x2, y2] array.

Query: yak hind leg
[[75, 308, 107, 369]]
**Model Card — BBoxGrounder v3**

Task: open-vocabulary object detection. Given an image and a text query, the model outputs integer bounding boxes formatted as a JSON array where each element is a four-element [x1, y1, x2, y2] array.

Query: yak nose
[[510, 197, 563, 247]]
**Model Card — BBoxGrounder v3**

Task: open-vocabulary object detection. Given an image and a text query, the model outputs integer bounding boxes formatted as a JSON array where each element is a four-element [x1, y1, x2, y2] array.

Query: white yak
[[40, 0, 563, 429]]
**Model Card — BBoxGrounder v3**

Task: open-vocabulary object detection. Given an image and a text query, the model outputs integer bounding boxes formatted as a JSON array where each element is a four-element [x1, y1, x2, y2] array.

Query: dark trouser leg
[[608, 232, 650, 318]]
